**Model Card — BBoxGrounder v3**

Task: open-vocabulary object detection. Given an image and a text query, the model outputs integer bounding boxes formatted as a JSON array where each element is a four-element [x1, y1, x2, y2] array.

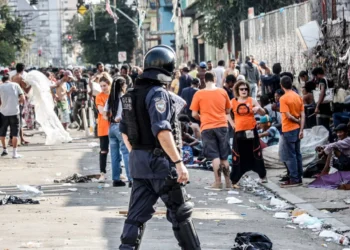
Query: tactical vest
[[121, 79, 182, 152]]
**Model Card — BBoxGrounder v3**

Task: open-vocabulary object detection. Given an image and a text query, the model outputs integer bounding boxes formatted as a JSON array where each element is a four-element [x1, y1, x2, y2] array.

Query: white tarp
[[263, 126, 329, 168], [24, 71, 72, 145]]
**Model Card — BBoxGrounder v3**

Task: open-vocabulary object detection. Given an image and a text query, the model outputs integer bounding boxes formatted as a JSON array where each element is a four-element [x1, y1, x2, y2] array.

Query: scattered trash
[[249, 199, 255, 203], [273, 212, 289, 219], [241, 213, 247, 217], [20, 242, 42, 248], [226, 197, 243, 204], [228, 190, 239, 195], [237, 205, 251, 208], [67, 188, 78, 192], [54, 173, 101, 183], [56, 172, 62, 176], [232, 232, 273, 250], [0, 191, 6, 195], [293, 213, 323, 230], [88, 142, 99, 147], [205, 192, 218, 196], [62, 183, 72, 186], [0, 195, 39, 205], [258, 204, 282, 212], [17, 185, 43, 197], [344, 199, 350, 205], [319, 231, 349, 245], [292, 208, 306, 217], [285, 225, 297, 229], [104, 184, 110, 188], [199, 222, 203, 225], [321, 243, 328, 248], [270, 197, 288, 209]]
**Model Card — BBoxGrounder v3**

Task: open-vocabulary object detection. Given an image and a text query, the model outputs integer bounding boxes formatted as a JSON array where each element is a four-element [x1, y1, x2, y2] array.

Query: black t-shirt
[[223, 86, 234, 100], [75, 78, 88, 101]]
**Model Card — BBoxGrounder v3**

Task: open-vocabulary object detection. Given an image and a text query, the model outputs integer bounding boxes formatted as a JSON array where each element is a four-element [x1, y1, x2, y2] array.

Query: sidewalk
[[264, 168, 350, 233], [0, 131, 347, 249]]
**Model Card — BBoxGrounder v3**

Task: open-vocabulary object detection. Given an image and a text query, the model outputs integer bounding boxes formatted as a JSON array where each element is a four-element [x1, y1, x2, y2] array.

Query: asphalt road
[[0, 132, 345, 249]]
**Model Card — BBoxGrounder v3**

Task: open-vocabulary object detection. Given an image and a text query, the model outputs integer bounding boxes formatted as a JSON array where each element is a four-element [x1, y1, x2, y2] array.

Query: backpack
[[232, 232, 273, 250]]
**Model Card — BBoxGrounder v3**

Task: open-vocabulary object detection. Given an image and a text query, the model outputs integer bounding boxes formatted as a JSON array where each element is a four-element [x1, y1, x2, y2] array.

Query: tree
[[0, 4, 31, 65], [0, 41, 15, 65], [198, 0, 300, 53], [65, 0, 137, 65]]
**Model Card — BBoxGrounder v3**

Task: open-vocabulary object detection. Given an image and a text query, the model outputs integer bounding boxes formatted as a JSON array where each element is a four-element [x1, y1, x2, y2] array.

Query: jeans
[[109, 123, 131, 181], [280, 128, 303, 182], [249, 83, 257, 99], [333, 112, 350, 128]]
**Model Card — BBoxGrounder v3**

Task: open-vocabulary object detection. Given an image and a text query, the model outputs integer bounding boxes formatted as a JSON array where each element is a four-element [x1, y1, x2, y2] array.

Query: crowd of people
[[0, 62, 140, 187], [169, 56, 350, 188], [0, 54, 350, 189]]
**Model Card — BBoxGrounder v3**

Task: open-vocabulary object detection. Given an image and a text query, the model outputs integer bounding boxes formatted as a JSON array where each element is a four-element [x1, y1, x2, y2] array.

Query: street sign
[[118, 51, 127, 62], [78, 5, 87, 15]]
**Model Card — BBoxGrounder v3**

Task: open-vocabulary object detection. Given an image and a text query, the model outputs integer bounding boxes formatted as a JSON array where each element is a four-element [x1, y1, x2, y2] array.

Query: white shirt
[[0, 81, 24, 116], [213, 66, 225, 88], [104, 94, 123, 120]]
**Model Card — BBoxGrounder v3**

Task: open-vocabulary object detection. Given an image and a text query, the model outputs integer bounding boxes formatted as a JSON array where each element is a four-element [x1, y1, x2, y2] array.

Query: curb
[[260, 181, 350, 234]]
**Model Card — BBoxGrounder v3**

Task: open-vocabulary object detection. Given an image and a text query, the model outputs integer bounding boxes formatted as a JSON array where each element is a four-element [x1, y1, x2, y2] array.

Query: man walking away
[[279, 76, 305, 187], [181, 78, 200, 120], [197, 62, 207, 89], [0, 74, 25, 159], [213, 60, 225, 88], [191, 71, 231, 190], [178, 67, 193, 96], [242, 56, 260, 99]]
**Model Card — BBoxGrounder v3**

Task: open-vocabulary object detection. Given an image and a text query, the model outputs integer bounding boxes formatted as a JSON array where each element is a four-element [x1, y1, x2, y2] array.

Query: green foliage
[[198, 0, 297, 50], [0, 41, 16, 65], [65, 0, 137, 64], [0, 5, 31, 65]]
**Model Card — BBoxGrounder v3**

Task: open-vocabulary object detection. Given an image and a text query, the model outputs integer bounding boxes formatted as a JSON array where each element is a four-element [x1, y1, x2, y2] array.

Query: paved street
[[0, 131, 347, 250]]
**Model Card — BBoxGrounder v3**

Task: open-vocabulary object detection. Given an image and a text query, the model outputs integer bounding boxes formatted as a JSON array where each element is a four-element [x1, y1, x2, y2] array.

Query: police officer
[[119, 45, 201, 250]]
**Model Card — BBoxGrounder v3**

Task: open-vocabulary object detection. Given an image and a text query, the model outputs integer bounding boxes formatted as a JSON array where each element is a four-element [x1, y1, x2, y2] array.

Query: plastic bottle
[[333, 234, 349, 245]]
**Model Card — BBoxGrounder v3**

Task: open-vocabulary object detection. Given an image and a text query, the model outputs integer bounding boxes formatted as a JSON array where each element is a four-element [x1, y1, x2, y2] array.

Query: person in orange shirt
[[229, 80, 267, 189], [279, 76, 305, 188], [95, 76, 112, 183], [190, 71, 231, 190]]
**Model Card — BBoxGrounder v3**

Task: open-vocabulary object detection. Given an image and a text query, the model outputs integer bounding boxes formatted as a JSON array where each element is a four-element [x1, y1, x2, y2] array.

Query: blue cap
[[260, 115, 270, 124], [199, 62, 207, 68]]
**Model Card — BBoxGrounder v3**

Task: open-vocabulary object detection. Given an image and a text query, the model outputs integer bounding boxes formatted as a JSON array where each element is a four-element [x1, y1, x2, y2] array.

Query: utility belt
[[146, 148, 166, 157], [132, 146, 166, 157]]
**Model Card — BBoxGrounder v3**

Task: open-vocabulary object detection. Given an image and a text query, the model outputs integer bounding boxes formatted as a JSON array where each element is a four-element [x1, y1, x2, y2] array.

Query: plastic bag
[[232, 232, 273, 250]]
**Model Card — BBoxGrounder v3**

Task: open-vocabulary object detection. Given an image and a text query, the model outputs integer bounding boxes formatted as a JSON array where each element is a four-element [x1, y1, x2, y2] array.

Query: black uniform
[[119, 68, 201, 250]]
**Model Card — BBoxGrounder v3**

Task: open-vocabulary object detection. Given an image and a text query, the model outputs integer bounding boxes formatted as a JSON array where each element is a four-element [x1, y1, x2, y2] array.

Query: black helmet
[[143, 45, 176, 76]]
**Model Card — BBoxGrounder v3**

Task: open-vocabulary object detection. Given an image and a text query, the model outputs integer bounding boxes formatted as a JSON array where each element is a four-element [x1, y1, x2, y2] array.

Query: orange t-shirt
[[190, 88, 231, 132], [95, 92, 110, 136], [280, 90, 304, 133], [231, 97, 256, 132]]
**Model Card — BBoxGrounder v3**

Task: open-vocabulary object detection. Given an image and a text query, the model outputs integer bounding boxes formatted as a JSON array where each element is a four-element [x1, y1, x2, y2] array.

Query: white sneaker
[[12, 154, 22, 159], [98, 173, 106, 183]]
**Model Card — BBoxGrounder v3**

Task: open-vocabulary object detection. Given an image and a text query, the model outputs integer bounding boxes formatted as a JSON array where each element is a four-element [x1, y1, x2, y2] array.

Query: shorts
[[201, 127, 230, 160], [58, 108, 70, 123], [0, 113, 20, 137], [99, 136, 109, 152]]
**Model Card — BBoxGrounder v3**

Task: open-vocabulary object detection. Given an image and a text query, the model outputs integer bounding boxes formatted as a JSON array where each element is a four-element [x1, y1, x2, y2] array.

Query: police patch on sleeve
[[155, 99, 166, 113]]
